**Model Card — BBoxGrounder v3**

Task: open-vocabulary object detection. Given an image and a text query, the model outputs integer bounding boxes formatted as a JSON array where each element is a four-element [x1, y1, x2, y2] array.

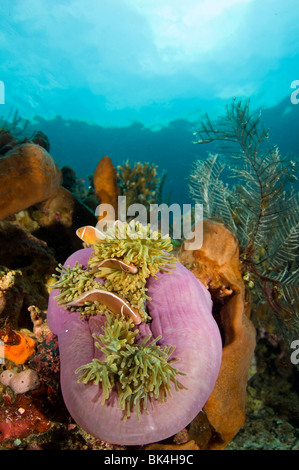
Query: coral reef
[[32, 187, 76, 228], [117, 160, 166, 210], [0, 267, 24, 328], [61, 166, 93, 202], [31, 130, 50, 152], [0, 369, 40, 394], [61, 166, 102, 214], [144, 440, 199, 450], [29, 331, 60, 377], [0, 143, 61, 220], [0, 128, 19, 155], [226, 332, 299, 450], [31, 188, 97, 263], [178, 219, 256, 449], [0, 328, 36, 365], [0, 222, 57, 329], [0, 104, 296, 451], [0, 394, 51, 443], [0, 117, 97, 267], [29, 305, 51, 342], [0, 109, 31, 144], [0, 110, 31, 155]]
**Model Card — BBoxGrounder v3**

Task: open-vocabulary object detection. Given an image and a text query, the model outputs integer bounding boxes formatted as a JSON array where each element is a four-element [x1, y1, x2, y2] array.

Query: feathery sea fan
[[189, 98, 299, 327]]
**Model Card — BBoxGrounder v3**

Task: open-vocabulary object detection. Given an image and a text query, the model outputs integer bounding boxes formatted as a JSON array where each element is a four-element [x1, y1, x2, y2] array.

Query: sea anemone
[[52, 220, 177, 321], [76, 313, 186, 421], [47, 245, 222, 445]]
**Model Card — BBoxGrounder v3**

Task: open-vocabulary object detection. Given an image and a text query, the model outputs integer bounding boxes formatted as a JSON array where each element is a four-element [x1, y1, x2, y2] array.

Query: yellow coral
[[117, 161, 160, 210]]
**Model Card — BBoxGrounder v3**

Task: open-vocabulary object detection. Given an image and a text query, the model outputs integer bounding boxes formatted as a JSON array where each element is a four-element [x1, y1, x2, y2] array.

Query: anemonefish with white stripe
[[66, 289, 142, 324], [76, 225, 138, 274], [76, 226, 105, 245]]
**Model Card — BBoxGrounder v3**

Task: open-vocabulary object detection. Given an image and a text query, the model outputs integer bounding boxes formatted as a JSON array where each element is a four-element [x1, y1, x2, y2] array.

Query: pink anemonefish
[[76, 225, 138, 274], [76, 226, 105, 245]]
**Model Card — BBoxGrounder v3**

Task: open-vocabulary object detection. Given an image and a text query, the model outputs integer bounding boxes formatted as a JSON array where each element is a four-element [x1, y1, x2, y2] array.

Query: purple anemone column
[[47, 248, 222, 446]]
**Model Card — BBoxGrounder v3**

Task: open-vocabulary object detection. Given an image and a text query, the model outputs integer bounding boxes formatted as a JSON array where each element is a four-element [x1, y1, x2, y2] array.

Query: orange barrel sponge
[[179, 219, 256, 450], [0, 143, 61, 220], [93, 156, 119, 220]]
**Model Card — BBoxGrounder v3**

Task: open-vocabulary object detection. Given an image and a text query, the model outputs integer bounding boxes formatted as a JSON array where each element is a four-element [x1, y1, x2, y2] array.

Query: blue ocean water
[[1, 0, 299, 206]]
